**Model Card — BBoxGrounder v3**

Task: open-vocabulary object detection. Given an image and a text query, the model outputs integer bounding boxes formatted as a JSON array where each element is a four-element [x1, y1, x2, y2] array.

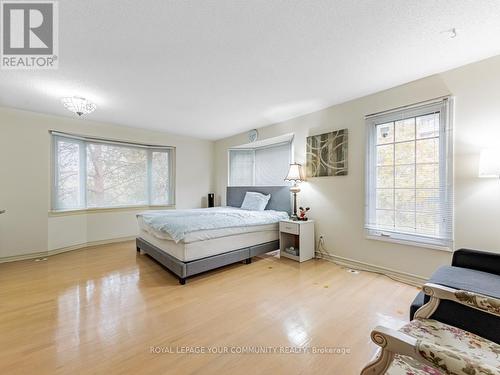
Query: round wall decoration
[[248, 129, 258, 143]]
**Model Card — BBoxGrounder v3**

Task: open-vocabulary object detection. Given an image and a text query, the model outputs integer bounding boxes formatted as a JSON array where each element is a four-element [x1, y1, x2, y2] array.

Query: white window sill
[[49, 205, 175, 217], [365, 234, 453, 253]]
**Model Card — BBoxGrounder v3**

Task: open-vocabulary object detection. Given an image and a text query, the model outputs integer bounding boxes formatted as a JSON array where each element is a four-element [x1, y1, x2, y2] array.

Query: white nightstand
[[279, 219, 315, 262]]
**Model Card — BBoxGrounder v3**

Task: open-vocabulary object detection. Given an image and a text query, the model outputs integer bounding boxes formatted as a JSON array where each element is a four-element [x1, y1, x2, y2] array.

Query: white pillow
[[240, 192, 271, 211]]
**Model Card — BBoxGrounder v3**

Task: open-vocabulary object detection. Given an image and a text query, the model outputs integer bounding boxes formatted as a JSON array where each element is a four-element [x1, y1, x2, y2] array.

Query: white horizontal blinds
[[53, 135, 86, 210], [86, 141, 149, 208], [365, 98, 453, 247], [229, 149, 254, 186], [255, 142, 290, 186], [228, 141, 292, 187], [52, 132, 174, 210], [151, 150, 172, 205]]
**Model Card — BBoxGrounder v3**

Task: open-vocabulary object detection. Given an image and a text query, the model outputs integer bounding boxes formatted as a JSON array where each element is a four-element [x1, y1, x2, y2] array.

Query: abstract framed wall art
[[306, 129, 348, 177]]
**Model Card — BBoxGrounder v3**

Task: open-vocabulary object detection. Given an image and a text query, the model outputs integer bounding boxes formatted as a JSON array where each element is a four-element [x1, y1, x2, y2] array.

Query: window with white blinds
[[51, 132, 175, 211], [365, 98, 453, 249], [228, 142, 291, 186], [229, 149, 254, 186]]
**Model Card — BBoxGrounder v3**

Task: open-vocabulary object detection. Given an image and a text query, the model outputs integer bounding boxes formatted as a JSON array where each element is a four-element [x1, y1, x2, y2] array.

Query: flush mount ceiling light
[[61, 96, 96, 117]]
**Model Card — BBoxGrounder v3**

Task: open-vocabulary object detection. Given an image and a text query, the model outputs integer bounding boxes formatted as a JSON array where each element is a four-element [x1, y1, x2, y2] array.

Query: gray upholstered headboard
[[226, 186, 291, 214]]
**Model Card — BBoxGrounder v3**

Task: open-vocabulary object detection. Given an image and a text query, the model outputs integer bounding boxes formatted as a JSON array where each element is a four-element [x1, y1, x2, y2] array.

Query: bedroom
[[0, 1, 499, 374]]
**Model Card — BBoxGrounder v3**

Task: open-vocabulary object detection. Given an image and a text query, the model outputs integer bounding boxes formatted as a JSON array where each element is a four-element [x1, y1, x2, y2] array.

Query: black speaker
[[208, 193, 214, 208]]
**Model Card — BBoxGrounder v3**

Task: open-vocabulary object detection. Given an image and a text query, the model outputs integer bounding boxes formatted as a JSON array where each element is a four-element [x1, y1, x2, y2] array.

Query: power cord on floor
[[315, 236, 419, 288]]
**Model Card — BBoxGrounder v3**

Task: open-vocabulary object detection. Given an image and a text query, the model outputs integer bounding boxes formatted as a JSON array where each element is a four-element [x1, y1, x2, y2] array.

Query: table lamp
[[284, 163, 305, 220]]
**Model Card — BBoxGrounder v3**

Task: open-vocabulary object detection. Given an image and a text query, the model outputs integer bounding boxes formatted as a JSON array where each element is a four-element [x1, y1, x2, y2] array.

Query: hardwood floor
[[0, 241, 419, 375]]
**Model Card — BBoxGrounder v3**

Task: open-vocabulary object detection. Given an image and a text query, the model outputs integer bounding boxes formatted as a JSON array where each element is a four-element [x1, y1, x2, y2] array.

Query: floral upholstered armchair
[[360, 283, 500, 375]]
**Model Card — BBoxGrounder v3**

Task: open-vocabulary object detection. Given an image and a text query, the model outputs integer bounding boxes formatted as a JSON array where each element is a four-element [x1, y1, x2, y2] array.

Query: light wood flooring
[[0, 241, 419, 375]]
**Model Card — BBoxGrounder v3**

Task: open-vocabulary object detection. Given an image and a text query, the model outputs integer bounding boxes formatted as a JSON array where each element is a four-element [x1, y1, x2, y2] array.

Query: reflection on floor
[[0, 241, 418, 374]]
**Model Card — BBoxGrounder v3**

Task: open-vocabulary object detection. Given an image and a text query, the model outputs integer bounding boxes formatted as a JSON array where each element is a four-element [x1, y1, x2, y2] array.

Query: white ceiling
[[1, 1, 500, 140]]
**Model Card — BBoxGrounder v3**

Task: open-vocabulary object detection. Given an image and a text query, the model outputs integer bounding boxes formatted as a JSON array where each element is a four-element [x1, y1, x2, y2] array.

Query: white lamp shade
[[479, 149, 500, 178], [285, 163, 304, 182]]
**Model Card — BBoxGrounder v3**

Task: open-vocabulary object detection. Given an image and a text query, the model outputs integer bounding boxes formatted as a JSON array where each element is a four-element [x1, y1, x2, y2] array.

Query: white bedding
[[138, 216, 278, 243], [137, 207, 288, 243]]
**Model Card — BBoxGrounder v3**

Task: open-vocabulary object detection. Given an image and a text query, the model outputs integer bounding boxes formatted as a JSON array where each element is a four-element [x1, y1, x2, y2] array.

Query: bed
[[136, 186, 291, 284]]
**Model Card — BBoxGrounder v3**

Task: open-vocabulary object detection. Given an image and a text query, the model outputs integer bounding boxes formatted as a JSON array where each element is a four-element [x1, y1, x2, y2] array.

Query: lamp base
[[290, 185, 300, 220]]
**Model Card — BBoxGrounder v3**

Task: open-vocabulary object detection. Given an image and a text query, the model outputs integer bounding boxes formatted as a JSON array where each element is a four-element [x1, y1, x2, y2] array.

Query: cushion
[[240, 192, 271, 211], [452, 249, 500, 276], [428, 266, 500, 298], [399, 319, 500, 370], [387, 354, 445, 375], [386, 318, 500, 375], [410, 265, 500, 343], [416, 340, 500, 375]]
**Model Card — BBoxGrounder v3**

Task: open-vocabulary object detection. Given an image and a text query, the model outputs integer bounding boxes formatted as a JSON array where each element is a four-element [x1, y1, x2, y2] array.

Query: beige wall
[[0, 107, 214, 259], [215, 55, 500, 279], [2, 55, 500, 274]]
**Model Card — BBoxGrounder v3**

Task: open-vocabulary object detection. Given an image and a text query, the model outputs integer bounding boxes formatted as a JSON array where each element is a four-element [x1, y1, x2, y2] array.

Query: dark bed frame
[[136, 186, 291, 284]]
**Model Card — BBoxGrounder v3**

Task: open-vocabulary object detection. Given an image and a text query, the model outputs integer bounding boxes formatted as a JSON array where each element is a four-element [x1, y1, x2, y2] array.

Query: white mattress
[[139, 228, 279, 262], [137, 215, 278, 243]]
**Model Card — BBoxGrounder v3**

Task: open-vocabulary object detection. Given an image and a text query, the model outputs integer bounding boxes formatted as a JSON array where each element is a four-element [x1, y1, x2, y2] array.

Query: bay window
[[51, 132, 174, 211], [228, 141, 291, 186]]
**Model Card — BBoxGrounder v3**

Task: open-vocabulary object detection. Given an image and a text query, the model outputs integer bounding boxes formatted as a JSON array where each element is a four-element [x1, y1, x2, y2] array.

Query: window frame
[[364, 97, 454, 250], [227, 140, 292, 187], [50, 132, 175, 213]]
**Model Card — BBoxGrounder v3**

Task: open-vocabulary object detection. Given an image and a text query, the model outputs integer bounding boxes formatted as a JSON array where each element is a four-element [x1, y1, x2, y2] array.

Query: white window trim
[[364, 97, 454, 250], [365, 233, 453, 252], [50, 131, 176, 213]]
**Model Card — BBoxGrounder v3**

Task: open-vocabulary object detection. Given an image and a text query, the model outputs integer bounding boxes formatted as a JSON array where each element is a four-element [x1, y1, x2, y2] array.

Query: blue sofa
[[410, 248, 500, 344]]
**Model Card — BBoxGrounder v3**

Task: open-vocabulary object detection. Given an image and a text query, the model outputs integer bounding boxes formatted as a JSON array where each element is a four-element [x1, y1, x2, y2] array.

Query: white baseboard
[[0, 251, 49, 264], [316, 252, 426, 287], [0, 236, 136, 264], [2, 238, 428, 288]]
